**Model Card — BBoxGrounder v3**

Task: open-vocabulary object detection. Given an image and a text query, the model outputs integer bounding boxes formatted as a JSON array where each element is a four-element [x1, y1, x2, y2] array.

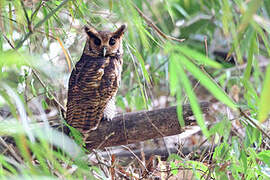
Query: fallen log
[[84, 102, 209, 150]]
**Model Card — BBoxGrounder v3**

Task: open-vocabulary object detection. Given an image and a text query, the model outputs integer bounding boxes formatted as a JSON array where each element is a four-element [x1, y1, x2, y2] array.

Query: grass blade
[[258, 65, 270, 122]]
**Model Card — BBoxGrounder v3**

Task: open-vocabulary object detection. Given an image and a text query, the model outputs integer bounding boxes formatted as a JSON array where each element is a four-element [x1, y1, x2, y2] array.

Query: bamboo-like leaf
[[258, 65, 270, 122], [169, 55, 185, 126], [109, 0, 113, 12], [8, 3, 14, 43], [180, 55, 237, 109], [252, 22, 270, 57], [243, 31, 257, 82], [168, 45, 222, 68], [0, 155, 18, 174], [221, 0, 231, 36], [173, 4, 189, 18], [142, 27, 161, 47], [0, 33, 3, 51], [177, 57, 209, 137], [30, 79, 37, 97], [15, 0, 71, 49], [43, 7, 50, 39], [132, 47, 151, 84], [2, 84, 34, 142], [164, 0, 174, 23], [176, 90, 184, 127], [169, 55, 179, 96], [0, 52, 30, 68], [30, 1, 43, 21], [0, 89, 18, 120], [238, 0, 263, 33], [126, 44, 148, 109], [0, 120, 83, 158]]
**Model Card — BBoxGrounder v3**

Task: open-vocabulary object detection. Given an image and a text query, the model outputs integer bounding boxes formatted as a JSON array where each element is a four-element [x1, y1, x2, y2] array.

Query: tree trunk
[[84, 102, 209, 150]]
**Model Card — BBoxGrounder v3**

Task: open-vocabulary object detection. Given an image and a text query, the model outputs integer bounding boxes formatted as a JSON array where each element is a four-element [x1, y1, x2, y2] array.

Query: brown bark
[[85, 102, 209, 150]]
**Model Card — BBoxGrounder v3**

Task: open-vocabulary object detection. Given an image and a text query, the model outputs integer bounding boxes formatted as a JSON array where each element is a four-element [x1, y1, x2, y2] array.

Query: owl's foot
[[102, 114, 114, 121]]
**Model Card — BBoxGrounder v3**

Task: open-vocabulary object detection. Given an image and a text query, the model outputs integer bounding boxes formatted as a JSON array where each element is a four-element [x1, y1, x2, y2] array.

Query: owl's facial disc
[[84, 25, 127, 57]]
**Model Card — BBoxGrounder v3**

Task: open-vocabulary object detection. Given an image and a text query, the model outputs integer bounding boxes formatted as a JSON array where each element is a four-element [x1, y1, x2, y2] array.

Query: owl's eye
[[109, 37, 116, 46], [93, 37, 101, 46]]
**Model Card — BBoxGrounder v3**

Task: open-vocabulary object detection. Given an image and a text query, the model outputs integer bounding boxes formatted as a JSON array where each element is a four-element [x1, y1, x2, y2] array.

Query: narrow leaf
[[238, 0, 263, 33], [258, 65, 270, 122], [180, 55, 237, 109], [109, 0, 113, 12], [177, 59, 209, 137], [170, 45, 222, 68], [132, 47, 151, 84], [169, 56, 179, 96]]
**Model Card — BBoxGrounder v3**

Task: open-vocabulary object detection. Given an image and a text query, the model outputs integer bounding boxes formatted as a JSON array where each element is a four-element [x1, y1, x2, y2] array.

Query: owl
[[66, 24, 127, 136]]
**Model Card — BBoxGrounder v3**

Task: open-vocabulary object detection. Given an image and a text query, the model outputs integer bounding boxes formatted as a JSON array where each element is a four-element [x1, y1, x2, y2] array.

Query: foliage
[[0, 0, 270, 179]]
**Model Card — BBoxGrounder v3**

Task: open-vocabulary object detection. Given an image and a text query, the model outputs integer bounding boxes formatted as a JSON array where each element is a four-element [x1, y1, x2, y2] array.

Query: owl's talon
[[102, 115, 113, 121]]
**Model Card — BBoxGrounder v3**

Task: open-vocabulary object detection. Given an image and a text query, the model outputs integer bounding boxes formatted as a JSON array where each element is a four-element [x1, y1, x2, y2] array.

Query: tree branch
[[84, 102, 209, 150], [15, 0, 71, 49]]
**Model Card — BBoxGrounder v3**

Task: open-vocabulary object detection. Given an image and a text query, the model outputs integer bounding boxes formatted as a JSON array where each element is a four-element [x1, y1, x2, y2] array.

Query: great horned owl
[[66, 24, 127, 135]]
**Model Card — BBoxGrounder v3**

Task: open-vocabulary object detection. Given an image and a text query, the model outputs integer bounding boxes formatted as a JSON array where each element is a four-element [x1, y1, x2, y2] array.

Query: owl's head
[[84, 25, 127, 57]]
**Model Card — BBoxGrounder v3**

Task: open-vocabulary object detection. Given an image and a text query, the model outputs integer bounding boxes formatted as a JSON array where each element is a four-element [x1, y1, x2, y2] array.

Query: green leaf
[[238, 0, 263, 33], [258, 65, 270, 122], [15, 0, 71, 49], [252, 22, 270, 57], [169, 55, 179, 96], [109, 0, 113, 12], [164, 0, 174, 23], [169, 55, 184, 126], [170, 161, 178, 175], [133, 47, 151, 84], [209, 119, 231, 139], [213, 142, 230, 161], [43, 7, 50, 39], [167, 153, 182, 161], [243, 31, 256, 84], [244, 125, 262, 148], [0, 155, 18, 174], [30, 79, 37, 97], [176, 92, 184, 127], [240, 150, 247, 173], [41, 99, 48, 110], [258, 150, 270, 166], [30, 1, 43, 21], [180, 55, 237, 109], [173, 45, 222, 68], [177, 58, 209, 137]]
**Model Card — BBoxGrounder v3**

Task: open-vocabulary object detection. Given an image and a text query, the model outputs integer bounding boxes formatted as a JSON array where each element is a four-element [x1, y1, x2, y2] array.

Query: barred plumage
[[66, 25, 126, 135]]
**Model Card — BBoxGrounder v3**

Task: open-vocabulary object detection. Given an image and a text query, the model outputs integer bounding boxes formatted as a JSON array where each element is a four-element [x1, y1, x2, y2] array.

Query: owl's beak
[[102, 47, 107, 57]]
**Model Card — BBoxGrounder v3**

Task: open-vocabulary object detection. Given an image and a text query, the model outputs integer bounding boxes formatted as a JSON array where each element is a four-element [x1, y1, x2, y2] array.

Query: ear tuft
[[114, 24, 127, 38], [84, 26, 90, 33], [84, 26, 98, 38]]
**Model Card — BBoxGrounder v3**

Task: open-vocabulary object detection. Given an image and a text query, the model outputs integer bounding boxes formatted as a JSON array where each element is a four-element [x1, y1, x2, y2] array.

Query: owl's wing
[[67, 56, 88, 91], [66, 57, 87, 131], [66, 56, 118, 133]]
